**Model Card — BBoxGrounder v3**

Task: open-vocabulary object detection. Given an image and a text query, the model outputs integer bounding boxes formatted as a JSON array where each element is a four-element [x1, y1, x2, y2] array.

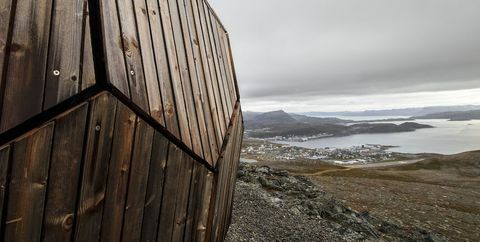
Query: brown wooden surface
[[121, 119, 154, 242], [100, 102, 137, 242], [140, 131, 170, 242], [0, 0, 53, 132], [43, 0, 85, 109], [159, 0, 193, 149], [74, 93, 117, 242], [4, 123, 54, 242], [42, 104, 89, 241], [0, 145, 10, 236]]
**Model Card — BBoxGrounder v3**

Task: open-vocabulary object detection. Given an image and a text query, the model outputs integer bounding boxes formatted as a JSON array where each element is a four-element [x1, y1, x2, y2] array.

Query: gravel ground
[[225, 163, 442, 242]]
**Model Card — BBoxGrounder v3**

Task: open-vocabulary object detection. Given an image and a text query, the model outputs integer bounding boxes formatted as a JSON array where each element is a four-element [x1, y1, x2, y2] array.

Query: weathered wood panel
[[0, 0, 53, 132], [42, 104, 89, 241], [121, 119, 154, 242], [74, 93, 117, 242], [0, 145, 10, 236], [133, 0, 165, 125], [100, 102, 136, 242], [168, 0, 203, 159], [159, 0, 193, 149], [140, 131, 170, 242], [4, 123, 54, 242], [145, 0, 181, 138], [43, 0, 85, 109]]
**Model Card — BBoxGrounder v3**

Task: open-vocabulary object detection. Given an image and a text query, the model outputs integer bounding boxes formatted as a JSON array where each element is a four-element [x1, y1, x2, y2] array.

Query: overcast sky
[[210, 0, 480, 112]]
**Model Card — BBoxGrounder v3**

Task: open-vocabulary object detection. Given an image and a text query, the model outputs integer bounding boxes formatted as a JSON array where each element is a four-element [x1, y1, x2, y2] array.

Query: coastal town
[[241, 139, 419, 165]]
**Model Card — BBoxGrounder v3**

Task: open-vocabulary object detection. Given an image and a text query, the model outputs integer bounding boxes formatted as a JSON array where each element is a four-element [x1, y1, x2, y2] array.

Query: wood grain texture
[[159, 0, 192, 148], [204, 8, 229, 128], [42, 104, 89, 241], [74, 93, 117, 242], [168, 0, 203, 158], [0, 145, 10, 237], [140, 131, 169, 242], [0, 0, 53, 132], [43, 0, 85, 109], [99, 0, 130, 95], [185, 0, 219, 163], [145, 0, 181, 138], [4, 123, 54, 242], [116, 0, 150, 113], [121, 118, 154, 242], [0, 0, 14, 107], [179, 0, 212, 163], [171, 155, 194, 242], [199, 0, 227, 137], [100, 102, 136, 242], [132, 0, 165, 126], [157, 143, 183, 241], [192, 0, 223, 152], [81, 5, 96, 90], [210, 15, 232, 119]]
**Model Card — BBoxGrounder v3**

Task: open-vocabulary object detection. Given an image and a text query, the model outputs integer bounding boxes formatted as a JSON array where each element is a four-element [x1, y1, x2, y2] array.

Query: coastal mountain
[[414, 110, 480, 121], [301, 105, 480, 117], [244, 110, 433, 139]]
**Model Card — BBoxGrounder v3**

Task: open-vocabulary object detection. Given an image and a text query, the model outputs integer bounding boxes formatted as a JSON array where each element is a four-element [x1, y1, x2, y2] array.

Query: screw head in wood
[[95, 125, 101, 131], [130, 70, 135, 76], [53, 70, 60, 76]]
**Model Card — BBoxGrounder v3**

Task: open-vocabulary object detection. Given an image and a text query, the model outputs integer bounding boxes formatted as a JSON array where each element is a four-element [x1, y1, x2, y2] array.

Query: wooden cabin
[[0, 0, 243, 241]]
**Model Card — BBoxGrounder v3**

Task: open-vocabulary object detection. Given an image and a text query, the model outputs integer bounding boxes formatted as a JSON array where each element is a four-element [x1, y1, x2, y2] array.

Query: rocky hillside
[[226, 163, 441, 241]]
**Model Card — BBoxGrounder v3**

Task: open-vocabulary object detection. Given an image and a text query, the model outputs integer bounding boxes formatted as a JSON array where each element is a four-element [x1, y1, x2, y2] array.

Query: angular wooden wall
[[0, 0, 242, 241]]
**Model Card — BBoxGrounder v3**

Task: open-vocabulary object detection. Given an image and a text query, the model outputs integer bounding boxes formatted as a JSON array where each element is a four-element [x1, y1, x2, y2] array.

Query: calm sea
[[278, 117, 480, 155]]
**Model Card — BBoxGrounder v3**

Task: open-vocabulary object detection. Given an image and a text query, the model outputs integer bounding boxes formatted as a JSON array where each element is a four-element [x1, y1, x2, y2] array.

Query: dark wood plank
[[157, 144, 183, 241], [81, 4, 96, 90], [121, 119, 154, 242], [158, 0, 192, 148], [99, 0, 130, 95], [74, 93, 118, 242], [194, 170, 214, 242], [0, 0, 53, 132], [140, 131, 169, 242], [116, 0, 150, 113], [178, 0, 212, 162], [199, 0, 227, 137], [42, 104, 89, 241], [133, 0, 165, 126], [171, 155, 194, 241], [0, 145, 10, 236], [43, 0, 85, 109], [4, 123, 54, 242], [192, 0, 223, 154], [183, 163, 205, 242], [145, 0, 180, 138], [100, 102, 136, 242], [167, 0, 203, 157], [0, 0, 14, 100]]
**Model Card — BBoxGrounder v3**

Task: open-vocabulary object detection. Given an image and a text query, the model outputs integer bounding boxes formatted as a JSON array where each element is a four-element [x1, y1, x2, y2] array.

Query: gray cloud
[[211, 0, 480, 104]]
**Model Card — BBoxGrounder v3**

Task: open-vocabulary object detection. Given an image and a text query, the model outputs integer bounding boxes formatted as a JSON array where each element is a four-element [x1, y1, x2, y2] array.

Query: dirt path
[[298, 159, 422, 176], [345, 159, 423, 168]]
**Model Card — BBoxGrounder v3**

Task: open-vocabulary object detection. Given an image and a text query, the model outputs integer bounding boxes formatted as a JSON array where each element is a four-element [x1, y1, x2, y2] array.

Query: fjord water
[[281, 118, 480, 155]]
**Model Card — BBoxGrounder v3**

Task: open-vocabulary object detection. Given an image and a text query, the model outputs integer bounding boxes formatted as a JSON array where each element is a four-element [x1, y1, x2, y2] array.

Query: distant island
[[299, 105, 480, 117], [244, 110, 433, 140], [414, 110, 480, 121]]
